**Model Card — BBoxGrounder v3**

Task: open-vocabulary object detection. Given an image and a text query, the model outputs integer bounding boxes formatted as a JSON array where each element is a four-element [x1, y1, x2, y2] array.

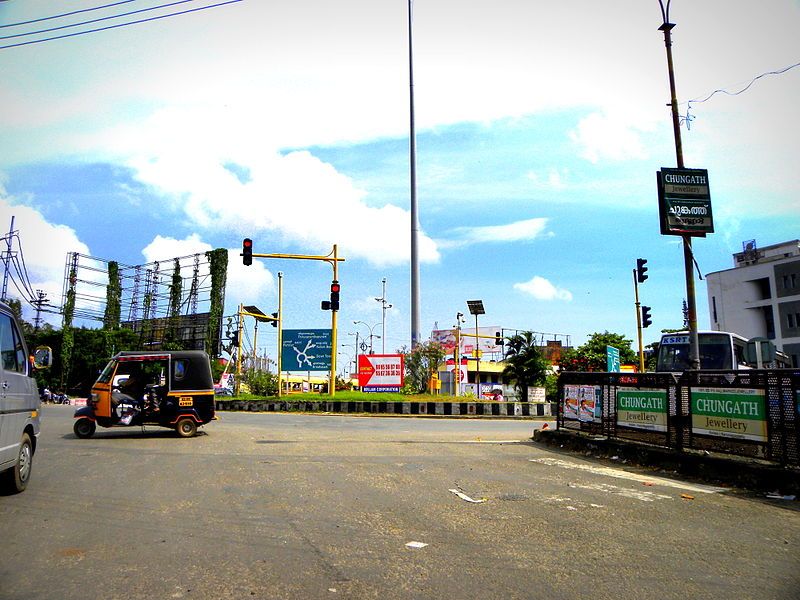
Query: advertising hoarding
[[358, 354, 404, 392]]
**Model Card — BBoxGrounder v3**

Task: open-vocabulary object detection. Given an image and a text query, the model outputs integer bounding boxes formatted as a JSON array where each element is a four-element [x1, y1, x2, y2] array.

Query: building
[[706, 239, 800, 367]]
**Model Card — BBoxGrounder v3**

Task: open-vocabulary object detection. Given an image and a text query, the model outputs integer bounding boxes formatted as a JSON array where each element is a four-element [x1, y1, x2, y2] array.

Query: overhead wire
[[0, 0, 243, 50], [681, 61, 800, 129], [1, 0, 201, 41], [0, 0, 138, 28]]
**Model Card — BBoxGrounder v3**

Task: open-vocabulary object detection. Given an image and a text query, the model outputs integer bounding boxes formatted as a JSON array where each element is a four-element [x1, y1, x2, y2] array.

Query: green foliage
[[59, 262, 77, 389], [206, 248, 228, 357], [403, 341, 447, 394], [162, 258, 184, 350], [502, 331, 548, 401], [103, 261, 122, 330], [558, 331, 637, 372], [244, 368, 278, 396], [544, 373, 559, 402]]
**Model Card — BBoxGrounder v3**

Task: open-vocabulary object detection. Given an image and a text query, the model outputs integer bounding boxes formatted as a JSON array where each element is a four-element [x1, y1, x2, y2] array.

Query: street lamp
[[466, 300, 485, 399], [353, 320, 381, 354], [375, 277, 393, 354]]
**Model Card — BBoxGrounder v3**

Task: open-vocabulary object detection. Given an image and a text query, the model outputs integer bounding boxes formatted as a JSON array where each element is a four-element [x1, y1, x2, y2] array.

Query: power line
[[686, 62, 800, 106], [0, 0, 137, 29], [1, 0, 200, 41], [0, 0, 243, 50]]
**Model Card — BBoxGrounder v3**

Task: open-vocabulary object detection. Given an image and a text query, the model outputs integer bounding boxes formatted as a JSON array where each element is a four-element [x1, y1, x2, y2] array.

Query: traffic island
[[533, 428, 800, 495]]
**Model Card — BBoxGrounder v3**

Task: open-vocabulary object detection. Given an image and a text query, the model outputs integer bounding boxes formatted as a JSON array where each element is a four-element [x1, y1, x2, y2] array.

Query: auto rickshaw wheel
[[176, 418, 197, 438], [73, 419, 96, 439]]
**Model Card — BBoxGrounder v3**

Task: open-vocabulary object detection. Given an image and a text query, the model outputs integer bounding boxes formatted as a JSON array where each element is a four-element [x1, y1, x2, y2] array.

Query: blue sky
[[1, 0, 798, 364]]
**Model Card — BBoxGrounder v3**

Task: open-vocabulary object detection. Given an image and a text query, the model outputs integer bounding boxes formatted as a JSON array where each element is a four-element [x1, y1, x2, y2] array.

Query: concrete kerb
[[533, 428, 800, 495], [215, 398, 554, 420]]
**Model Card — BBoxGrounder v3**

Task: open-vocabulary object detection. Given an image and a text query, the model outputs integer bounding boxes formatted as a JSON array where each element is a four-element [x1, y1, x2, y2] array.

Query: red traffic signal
[[242, 238, 253, 266], [330, 280, 340, 311]]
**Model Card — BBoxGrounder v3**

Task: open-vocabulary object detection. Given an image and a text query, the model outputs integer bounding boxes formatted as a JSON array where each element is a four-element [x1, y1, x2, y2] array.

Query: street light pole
[[658, 0, 700, 371], [408, 0, 421, 349], [375, 277, 392, 354]]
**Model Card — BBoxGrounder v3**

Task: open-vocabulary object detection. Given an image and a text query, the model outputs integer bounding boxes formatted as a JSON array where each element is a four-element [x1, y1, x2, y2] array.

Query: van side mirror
[[33, 346, 53, 369]]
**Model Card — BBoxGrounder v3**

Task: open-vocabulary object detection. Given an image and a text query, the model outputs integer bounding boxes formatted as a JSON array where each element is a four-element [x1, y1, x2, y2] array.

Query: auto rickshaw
[[73, 351, 216, 438]]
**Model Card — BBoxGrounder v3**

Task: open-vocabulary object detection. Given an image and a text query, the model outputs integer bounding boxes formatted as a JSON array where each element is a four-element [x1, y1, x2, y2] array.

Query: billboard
[[431, 326, 502, 356], [281, 329, 332, 372], [358, 354, 404, 392]]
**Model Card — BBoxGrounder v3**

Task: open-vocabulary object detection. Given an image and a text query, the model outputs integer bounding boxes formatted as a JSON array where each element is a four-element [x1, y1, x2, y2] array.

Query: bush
[[244, 369, 278, 396]]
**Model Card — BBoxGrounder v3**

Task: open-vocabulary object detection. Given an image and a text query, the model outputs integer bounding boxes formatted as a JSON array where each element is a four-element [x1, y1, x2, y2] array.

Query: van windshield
[[657, 334, 733, 371]]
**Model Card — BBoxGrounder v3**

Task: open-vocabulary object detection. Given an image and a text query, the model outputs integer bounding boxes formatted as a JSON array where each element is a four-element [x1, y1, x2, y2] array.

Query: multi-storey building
[[706, 239, 800, 367]]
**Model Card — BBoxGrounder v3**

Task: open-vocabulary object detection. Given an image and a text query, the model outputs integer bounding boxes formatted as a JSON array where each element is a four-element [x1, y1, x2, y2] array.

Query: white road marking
[[529, 457, 726, 494], [461, 440, 523, 444]]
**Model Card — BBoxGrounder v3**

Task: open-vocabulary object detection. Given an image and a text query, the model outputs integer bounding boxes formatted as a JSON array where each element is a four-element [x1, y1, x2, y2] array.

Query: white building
[[706, 239, 800, 367]]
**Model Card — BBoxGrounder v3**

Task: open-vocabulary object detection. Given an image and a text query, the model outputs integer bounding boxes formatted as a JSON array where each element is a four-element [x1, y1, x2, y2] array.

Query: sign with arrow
[[358, 354, 404, 392]]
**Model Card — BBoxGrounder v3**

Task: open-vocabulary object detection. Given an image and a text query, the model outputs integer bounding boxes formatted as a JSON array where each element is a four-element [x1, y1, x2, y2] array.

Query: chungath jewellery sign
[[616, 388, 668, 432], [690, 387, 767, 442], [657, 167, 713, 236]]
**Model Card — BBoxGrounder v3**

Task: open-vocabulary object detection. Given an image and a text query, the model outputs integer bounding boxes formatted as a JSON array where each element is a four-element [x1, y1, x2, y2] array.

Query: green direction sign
[[657, 167, 713, 236], [606, 345, 620, 372], [281, 329, 332, 372]]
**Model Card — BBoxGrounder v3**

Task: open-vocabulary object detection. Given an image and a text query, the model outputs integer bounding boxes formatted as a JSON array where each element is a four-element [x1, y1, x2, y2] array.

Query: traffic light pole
[[633, 270, 645, 372], [246, 244, 345, 397]]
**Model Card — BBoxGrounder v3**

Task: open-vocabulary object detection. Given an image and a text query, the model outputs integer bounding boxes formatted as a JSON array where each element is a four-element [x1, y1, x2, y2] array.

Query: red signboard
[[357, 354, 404, 390]]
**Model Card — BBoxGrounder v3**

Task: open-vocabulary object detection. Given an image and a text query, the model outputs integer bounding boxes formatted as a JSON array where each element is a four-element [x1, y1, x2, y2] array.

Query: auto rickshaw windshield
[[96, 359, 117, 384]]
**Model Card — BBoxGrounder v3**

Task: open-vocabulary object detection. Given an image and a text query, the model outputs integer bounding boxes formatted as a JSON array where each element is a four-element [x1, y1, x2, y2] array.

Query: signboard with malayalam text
[[281, 329, 332, 372], [657, 167, 713, 236]]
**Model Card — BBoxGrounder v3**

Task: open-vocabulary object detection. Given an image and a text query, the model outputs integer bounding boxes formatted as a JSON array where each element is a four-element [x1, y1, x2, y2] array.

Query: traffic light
[[641, 305, 652, 328], [271, 312, 278, 328], [636, 258, 648, 283], [330, 280, 340, 311], [495, 331, 503, 345], [242, 238, 253, 266]]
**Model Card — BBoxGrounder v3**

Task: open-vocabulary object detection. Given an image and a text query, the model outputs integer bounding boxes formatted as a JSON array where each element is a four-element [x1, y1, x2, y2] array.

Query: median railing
[[557, 370, 800, 466]]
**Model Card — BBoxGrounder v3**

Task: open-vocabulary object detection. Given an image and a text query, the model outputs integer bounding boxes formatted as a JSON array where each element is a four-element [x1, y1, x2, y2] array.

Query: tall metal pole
[[658, 1, 700, 370], [380, 277, 388, 353], [408, 0, 421, 348], [474, 313, 481, 399], [277, 271, 283, 398], [330, 245, 339, 396]]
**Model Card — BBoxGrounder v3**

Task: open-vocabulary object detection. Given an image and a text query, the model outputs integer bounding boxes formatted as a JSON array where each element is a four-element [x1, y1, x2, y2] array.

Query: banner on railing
[[564, 384, 601, 423], [690, 387, 767, 442], [616, 388, 668, 432]]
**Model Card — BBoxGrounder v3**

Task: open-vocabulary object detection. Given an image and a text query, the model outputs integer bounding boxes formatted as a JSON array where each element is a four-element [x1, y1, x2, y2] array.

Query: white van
[[0, 301, 51, 494]]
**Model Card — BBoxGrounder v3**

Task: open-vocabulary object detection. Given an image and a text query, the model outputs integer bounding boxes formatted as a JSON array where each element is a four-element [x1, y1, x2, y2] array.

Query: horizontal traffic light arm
[[251, 252, 345, 266]]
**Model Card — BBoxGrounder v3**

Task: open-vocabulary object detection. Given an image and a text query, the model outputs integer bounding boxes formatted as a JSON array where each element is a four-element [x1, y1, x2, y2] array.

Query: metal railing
[[557, 370, 800, 466]]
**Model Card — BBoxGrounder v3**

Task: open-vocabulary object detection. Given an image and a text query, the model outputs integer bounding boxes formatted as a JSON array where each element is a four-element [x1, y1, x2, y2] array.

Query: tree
[[403, 341, 446, 394], [558, 331, 636, 372], [502, 331, 548, 401]]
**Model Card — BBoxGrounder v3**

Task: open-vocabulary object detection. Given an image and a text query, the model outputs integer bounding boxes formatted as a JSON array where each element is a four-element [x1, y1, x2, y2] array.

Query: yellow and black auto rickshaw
[[73, 351, 216, 438]]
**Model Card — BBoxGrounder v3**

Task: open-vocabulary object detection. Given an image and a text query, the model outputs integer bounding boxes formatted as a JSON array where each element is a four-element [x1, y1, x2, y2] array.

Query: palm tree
[[502, 332, 548, 401]]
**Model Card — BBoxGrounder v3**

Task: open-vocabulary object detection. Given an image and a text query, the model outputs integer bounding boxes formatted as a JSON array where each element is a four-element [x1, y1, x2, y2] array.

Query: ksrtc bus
[[656, 331, 791, 372]]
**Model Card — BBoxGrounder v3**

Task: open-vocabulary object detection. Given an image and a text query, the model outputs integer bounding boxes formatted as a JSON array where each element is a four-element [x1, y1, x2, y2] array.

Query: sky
[[1, 0, 798, 367]]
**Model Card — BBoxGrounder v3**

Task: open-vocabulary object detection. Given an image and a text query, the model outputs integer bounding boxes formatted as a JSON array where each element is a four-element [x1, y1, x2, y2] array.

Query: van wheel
[[0, 433, 33, 494], [73, 419, 96, 439], [176, 418, 197, 438]]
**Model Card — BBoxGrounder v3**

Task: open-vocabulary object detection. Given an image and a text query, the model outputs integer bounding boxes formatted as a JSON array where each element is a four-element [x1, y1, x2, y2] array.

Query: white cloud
[[0, 194, 90, 323], [120, 117, 441, 266], [514, 276, 573, 301], [443, 218, 551, 248], [569, 111, 649, 164]]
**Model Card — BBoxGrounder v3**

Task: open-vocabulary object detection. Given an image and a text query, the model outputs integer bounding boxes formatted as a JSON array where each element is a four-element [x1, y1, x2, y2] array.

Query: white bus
[[656, 331, 791, 372]]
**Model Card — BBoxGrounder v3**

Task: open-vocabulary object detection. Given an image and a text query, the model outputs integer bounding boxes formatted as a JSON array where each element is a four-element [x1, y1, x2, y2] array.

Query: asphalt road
[[1, 405, 798, 600]]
